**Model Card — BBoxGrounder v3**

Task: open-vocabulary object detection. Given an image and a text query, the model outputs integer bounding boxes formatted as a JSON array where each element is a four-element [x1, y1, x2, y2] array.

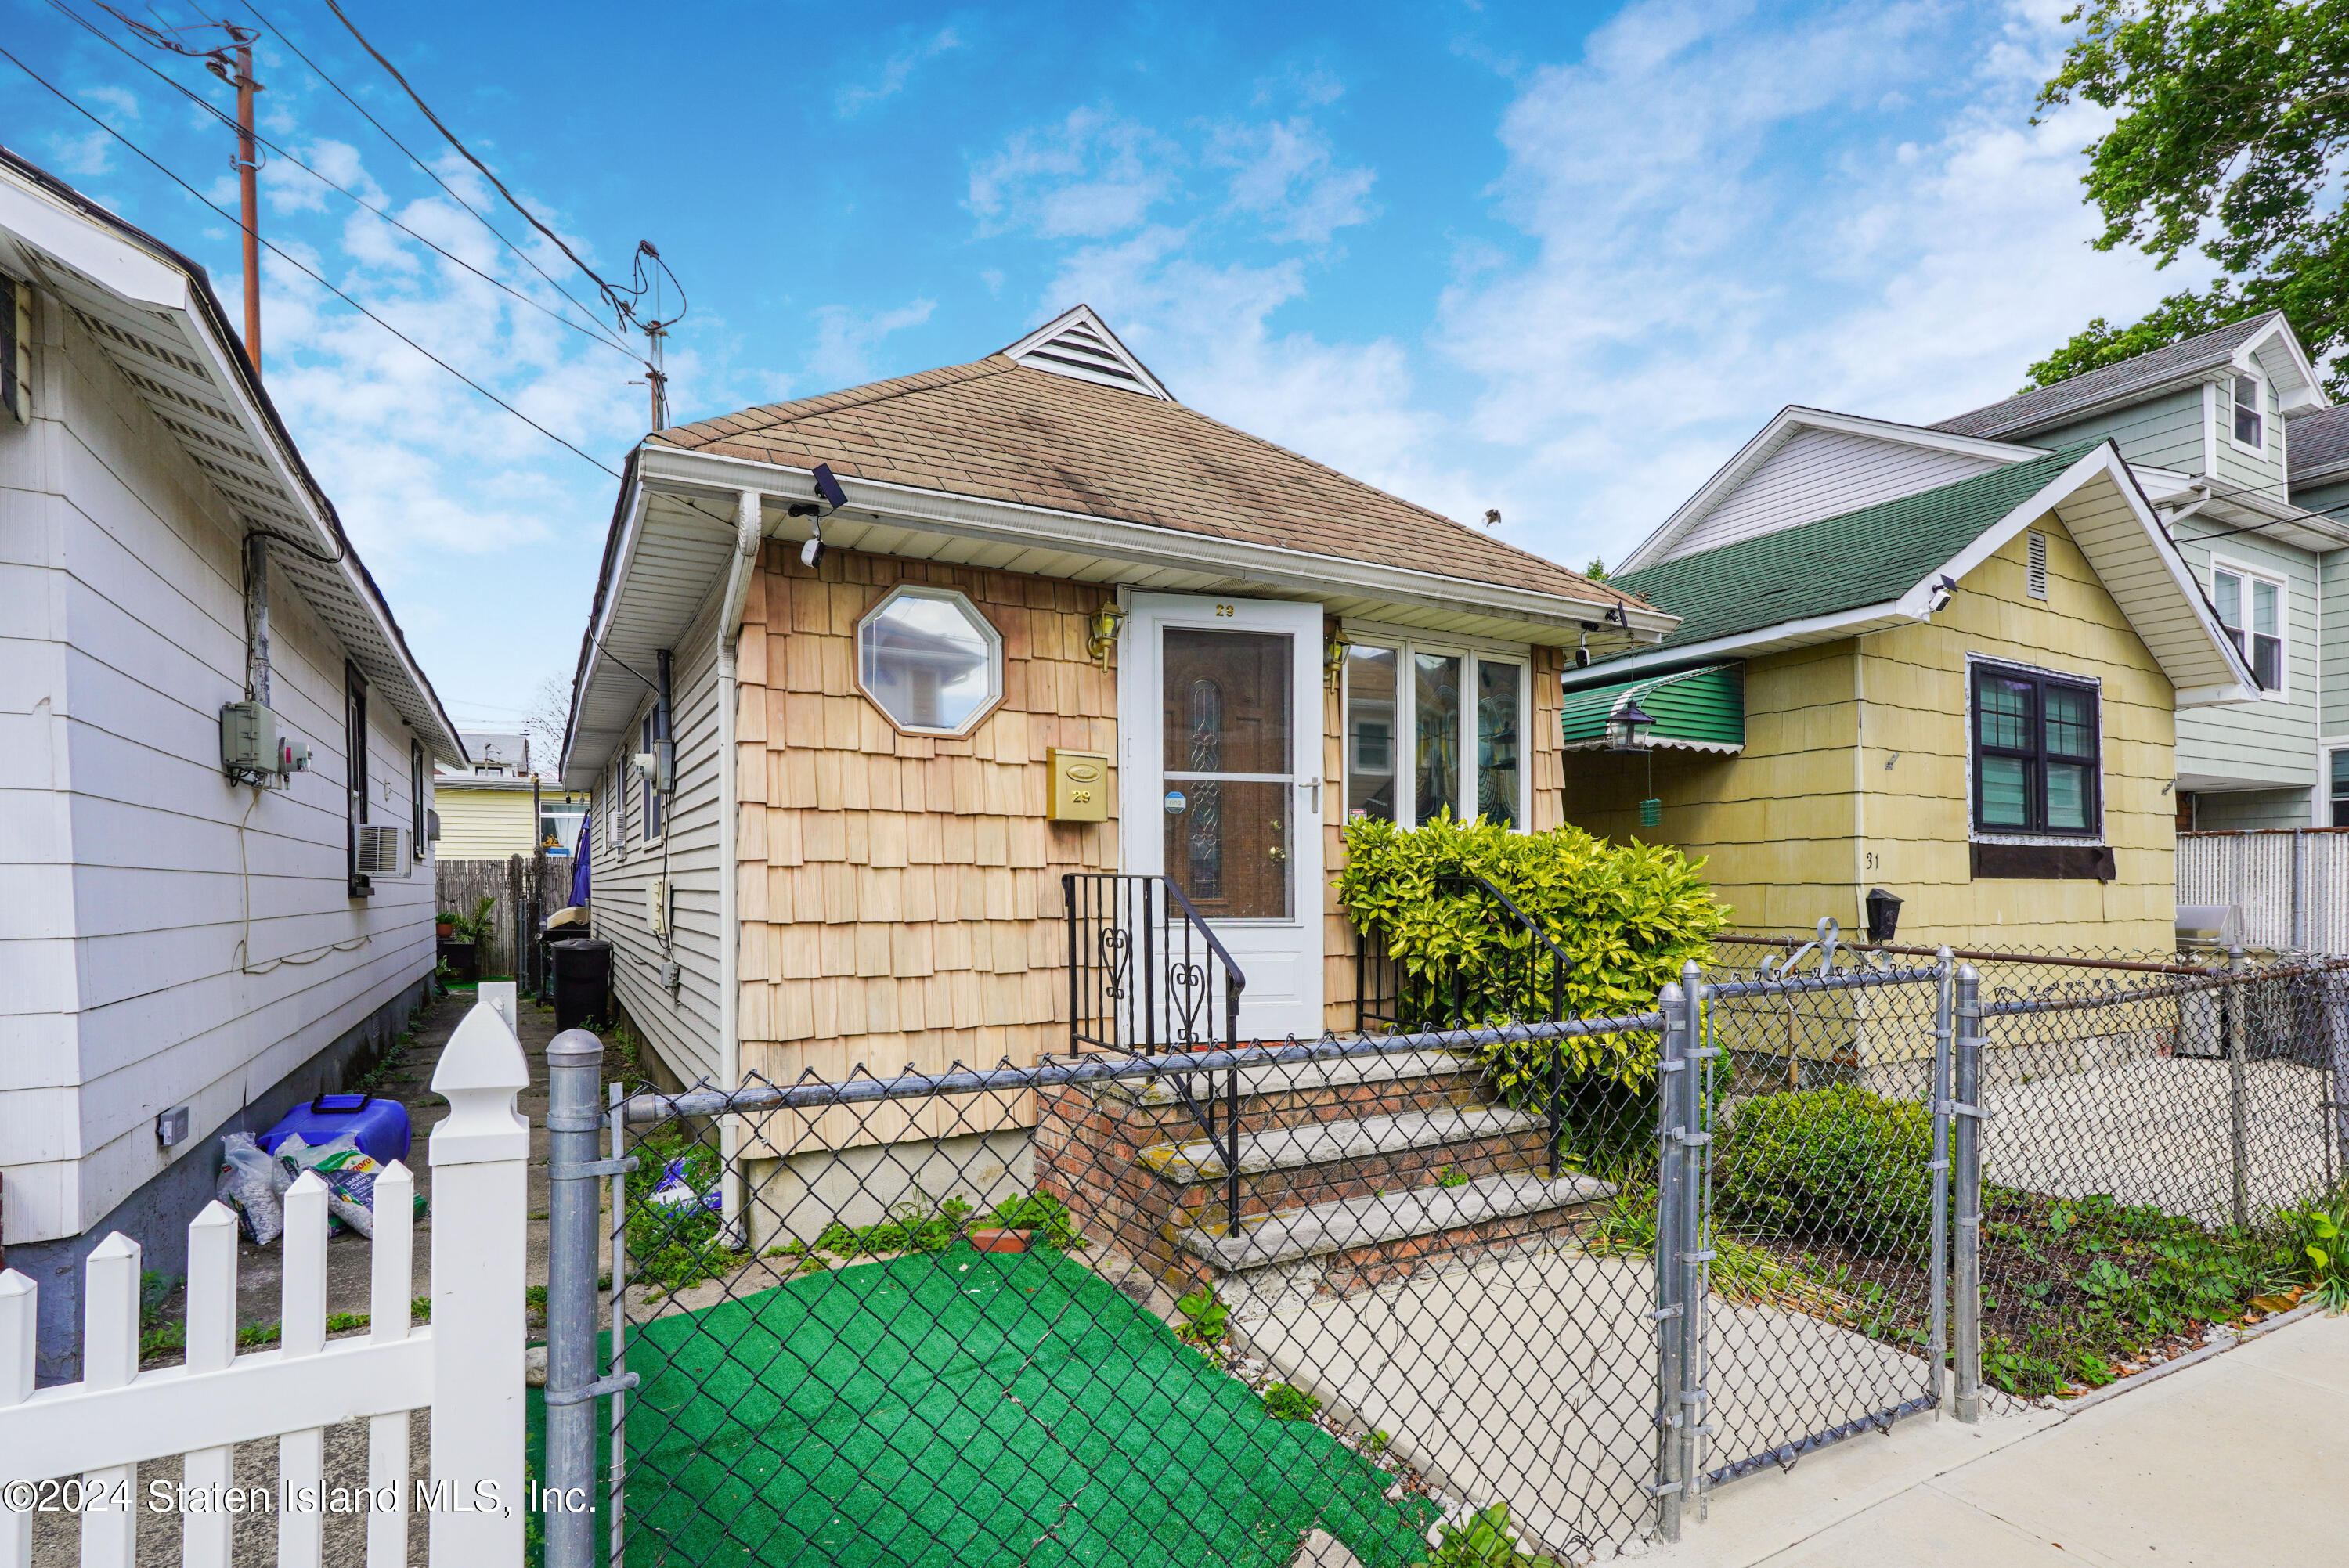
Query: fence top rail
[[1978, 955, 2349, 1018], [619, 1011, 1674, 1123], [1716, 932, 2222, 977], [1703, 964, 1944, 999]]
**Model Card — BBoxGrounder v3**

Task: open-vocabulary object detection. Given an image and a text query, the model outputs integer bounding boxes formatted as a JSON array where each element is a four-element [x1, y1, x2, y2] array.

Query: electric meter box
[[220, 701, 281, 775], [1045, 748, 1110, 822]]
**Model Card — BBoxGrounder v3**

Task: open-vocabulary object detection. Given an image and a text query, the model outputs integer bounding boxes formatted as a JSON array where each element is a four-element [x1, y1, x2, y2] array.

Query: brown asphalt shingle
[[652, 355, 1617, 603]]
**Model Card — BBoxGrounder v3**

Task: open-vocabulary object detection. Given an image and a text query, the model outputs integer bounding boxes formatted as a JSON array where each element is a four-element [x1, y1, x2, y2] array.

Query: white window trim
[[853, 583, 1005, 737], [2209, 554, 2287, 699], [633, 707, 666, 852], [1341, 636, 1532, 832], [2324, 741, 2349, 829], [1962, 651, 2108, 849], [2226, 368, 2268, 456]]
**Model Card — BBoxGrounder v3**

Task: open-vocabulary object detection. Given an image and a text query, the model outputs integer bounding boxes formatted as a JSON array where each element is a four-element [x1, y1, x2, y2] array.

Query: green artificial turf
[[534, 1245, 1438, 1567]]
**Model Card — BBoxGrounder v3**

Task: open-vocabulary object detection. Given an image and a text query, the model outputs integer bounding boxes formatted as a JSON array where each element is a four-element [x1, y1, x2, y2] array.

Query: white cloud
[[806, 298, 939, 387], [968, 108, 1183, 239], [79, 85, 138, 121], [837, 27, 965, 116], [1431, 0, 2217, 571], [1208, 118, 1377, 244]]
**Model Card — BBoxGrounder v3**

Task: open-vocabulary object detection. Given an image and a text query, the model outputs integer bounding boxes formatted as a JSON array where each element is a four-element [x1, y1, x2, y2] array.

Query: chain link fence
[[534, 932, 2349, 1567]]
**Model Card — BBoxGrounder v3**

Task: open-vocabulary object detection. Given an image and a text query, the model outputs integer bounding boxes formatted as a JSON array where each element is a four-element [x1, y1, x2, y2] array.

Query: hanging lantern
[[1607, 698, 1657, 752]]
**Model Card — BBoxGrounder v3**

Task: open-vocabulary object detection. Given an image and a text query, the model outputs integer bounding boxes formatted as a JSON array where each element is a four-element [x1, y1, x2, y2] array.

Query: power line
[[49, 0, 641, 362], [236, 0, 637, 351], [0, 42, 621, 476], [318, 0, 685, 340]]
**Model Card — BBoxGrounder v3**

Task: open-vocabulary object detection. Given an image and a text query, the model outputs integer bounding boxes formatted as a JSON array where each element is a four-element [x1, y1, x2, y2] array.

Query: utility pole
[[109, 13, 265, 372], [644, 319, 669, 431], [218, 38, 263, 373]]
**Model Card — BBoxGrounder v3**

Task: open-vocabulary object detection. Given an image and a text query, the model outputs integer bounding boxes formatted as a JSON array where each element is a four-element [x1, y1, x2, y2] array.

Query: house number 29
[[1214, 604, 1235, 617]]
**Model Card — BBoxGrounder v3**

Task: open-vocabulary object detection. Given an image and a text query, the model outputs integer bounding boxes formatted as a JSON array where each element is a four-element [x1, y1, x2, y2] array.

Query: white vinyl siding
[[0, 297, 433, 1246], [1666, 428, 2002, 561], [590, 599, 723, 1087]]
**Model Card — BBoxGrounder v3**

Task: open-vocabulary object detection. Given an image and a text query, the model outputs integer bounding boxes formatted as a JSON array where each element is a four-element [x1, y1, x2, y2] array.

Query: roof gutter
[[633, 442, 1680, 640]]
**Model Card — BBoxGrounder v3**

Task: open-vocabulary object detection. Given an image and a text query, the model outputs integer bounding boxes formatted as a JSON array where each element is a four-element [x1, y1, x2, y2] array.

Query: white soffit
[[999, 304, 1172, 400], [0, 158, 464, 762]]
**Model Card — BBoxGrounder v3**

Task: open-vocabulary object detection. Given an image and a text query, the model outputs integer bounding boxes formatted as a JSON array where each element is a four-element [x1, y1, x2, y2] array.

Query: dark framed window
[[640, 712, 665, 841], [1972, 663, 2101, 838], [2331, 752, 2349, 828], [345, 664, 371, 895], [410, 741, 428, 861]]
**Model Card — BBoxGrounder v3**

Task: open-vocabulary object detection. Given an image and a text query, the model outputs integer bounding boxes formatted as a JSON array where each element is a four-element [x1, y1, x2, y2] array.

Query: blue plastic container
[[258, 1094, 411, 1166]]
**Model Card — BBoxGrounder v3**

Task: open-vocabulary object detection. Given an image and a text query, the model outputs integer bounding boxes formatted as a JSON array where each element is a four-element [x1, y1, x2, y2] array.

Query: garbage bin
[[550, 939, 613, 1032]]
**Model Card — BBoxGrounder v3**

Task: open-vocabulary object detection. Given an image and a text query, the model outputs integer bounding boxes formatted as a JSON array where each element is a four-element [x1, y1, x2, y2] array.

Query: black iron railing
[[1063, 873, 1249, 1235], [1355, 872, 1577, 1175]]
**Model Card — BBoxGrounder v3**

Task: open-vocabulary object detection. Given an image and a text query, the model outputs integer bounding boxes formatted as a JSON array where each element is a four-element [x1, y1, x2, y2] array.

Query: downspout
[[716, 488, 766, 1242]]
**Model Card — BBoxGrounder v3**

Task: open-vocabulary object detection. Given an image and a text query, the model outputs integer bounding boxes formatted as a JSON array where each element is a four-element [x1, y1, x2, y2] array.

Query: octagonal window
[[856, 586, 1004, 735]]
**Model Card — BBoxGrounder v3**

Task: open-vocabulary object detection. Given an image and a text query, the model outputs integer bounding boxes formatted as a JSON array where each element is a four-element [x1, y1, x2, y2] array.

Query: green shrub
[[1715, 1086, 1932, 1255], [1337, 813, 1730, 1098], [1427, 1503, 1564, 1568], [2280, 1184, 2349, 1311]]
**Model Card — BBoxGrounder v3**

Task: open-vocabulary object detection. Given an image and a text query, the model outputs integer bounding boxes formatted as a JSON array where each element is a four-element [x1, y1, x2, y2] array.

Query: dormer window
[[2232, 373, 2264, 450]]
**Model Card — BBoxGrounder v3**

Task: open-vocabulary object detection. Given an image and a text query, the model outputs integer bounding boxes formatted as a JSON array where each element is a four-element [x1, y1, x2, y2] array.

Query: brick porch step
[[1138, 1106, 1543, 1183], [1174, 1170, 1617, 1272]]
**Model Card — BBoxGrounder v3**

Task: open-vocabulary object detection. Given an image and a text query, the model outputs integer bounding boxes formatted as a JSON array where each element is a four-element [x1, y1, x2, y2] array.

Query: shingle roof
[[2290, 403, 2349, 484], [651, 354, 1613, 602], [1604, 442, 2099, 654], [1931, 313, 2283, 440]]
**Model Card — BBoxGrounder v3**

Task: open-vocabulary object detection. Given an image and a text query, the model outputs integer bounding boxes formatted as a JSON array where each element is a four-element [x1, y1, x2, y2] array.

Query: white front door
[[1124, 593, 1326, 1040]]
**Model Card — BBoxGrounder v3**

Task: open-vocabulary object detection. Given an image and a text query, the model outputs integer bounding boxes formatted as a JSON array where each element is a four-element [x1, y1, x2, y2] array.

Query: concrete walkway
[[1654, 1305, 2349, 1567]]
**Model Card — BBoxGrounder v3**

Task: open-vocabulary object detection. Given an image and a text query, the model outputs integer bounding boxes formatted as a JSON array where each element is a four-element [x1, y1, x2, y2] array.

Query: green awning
[[1559, 662, 1744, 753]]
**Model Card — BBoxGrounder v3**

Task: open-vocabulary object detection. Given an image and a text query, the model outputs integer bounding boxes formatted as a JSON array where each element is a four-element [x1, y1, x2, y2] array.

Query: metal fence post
[[1929, 946, 1954, 1415], [1674, 960, 1712, 1523], [1653, 977, 1688, 1543], [1951, 964, 1983, 1424], [2226, 945, 2250, 1231], [546, 1029, 638, 1568]]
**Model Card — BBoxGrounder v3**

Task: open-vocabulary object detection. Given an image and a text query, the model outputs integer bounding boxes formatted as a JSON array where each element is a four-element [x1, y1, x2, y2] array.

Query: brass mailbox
[[1046, 748, 1110, 822]]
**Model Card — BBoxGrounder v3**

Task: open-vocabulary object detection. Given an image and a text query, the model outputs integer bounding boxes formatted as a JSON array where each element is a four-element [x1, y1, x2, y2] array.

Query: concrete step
[[1175, 1170, 1616, 1273], [1045, 1048, 1479, 1110], [1138, 1106, 1543, 1184]]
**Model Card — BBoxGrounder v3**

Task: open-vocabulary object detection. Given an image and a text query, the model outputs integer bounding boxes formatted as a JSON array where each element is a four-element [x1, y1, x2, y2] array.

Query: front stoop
[[1034, 1046, 1616, 1312]]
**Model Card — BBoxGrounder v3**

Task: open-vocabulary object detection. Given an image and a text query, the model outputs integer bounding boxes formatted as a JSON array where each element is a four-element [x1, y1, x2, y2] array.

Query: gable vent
[[1001, 305, 1172, 400], [2026, 532, 2049, 600]]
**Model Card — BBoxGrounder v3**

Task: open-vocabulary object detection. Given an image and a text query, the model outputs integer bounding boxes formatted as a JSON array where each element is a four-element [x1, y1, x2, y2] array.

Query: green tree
[[2029, 0, 2349, 395]]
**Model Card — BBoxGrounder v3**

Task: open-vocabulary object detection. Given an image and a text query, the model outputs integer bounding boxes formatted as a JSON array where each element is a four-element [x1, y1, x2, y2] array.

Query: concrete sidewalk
[[1654, 1307, 2349, 1566]]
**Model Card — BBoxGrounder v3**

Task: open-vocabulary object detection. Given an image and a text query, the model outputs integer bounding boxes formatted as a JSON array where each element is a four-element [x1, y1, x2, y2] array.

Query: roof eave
[[633, 441, 1677, 636]]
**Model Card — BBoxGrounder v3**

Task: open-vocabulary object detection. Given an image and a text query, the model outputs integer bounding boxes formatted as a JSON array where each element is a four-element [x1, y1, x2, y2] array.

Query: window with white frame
[[2232, 373, 2264, 450], [2212, 564, 2283, 690], [1344, 638, 1528, 829], [2331, 749, 2349, 828]]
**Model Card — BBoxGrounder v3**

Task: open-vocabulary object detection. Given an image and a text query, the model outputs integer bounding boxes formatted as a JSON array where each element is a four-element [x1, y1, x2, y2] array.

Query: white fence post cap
[[431, 997, 532, 1166]]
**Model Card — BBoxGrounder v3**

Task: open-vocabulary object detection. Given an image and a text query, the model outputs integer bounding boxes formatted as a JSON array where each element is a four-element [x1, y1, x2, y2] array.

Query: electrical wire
[[237, 0, 642, 353], [49, 0, 640, 362], [319, 0, 685, 337], [0, 44, 622, 476]]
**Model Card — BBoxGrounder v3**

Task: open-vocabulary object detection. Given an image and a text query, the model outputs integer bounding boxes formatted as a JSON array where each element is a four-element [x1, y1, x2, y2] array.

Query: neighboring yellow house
[[435, 730, 590, 861], [1561, 440, 2260, 953]]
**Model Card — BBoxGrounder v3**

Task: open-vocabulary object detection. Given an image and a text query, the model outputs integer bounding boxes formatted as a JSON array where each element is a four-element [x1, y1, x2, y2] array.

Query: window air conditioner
[[356, 824, 412, 878]]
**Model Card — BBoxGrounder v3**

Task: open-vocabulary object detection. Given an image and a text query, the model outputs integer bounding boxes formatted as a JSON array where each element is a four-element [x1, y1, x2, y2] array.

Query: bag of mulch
[[216, 1131, 292, 1245], [273, 1132, 429, 1239]]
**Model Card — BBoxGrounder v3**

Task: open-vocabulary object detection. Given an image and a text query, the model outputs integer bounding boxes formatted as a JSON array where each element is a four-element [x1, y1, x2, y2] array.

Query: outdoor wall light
[[1324, 629, 1351, 690], [1926, 575, 1958, 614], [1085, 600, 1128, 671], [790, 462, 851, 570], [1606, 698, 1656, 752]]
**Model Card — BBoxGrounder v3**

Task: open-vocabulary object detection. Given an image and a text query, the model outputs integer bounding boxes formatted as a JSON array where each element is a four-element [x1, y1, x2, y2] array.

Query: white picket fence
[[2179, 827, 2349, 953], [0, 991, 532, 1566]]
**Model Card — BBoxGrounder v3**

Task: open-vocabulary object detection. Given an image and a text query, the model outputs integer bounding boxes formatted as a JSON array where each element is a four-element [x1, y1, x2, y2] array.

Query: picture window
[[1344, 640, 1528, 830]]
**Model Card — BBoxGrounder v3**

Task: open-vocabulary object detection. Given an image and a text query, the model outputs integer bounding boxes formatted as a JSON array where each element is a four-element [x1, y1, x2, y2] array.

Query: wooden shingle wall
[[733, 545, 1117, 1142]]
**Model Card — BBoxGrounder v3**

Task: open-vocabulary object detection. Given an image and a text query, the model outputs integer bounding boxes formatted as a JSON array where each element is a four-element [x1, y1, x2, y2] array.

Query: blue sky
[[2, 0, 2213, 734]]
